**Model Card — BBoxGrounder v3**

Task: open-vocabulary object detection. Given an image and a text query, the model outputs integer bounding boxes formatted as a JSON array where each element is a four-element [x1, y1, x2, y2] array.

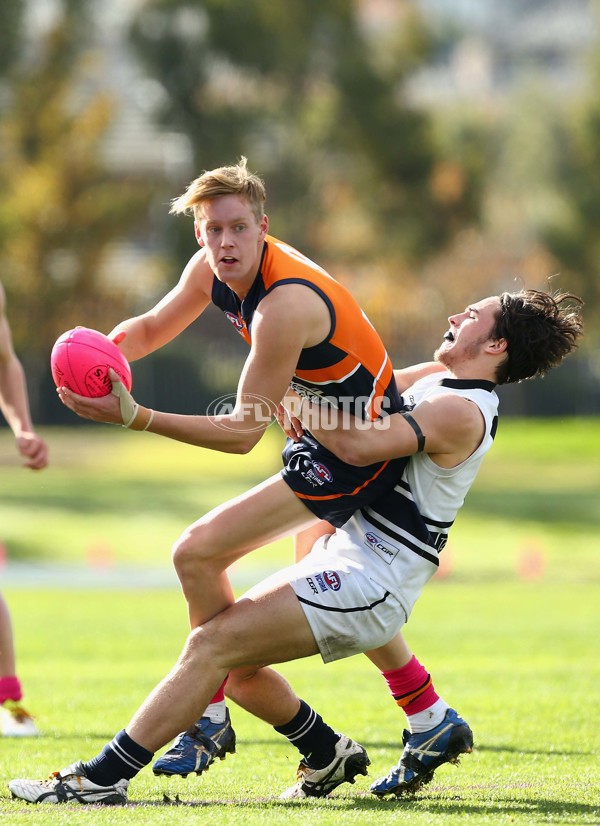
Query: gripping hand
[[109, 369, 153, 431]]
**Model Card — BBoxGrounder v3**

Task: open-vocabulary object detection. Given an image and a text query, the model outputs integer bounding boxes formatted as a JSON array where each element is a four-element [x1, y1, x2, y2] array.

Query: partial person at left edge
[[0, 281, 49, 736]]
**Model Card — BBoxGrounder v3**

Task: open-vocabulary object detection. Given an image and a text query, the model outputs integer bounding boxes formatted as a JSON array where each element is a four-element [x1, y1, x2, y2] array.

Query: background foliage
[[0, 0, 598, 422]]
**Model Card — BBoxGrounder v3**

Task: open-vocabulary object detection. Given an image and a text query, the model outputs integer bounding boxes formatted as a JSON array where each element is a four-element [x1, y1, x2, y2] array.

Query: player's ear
[[194, 221, 204, 247], [487, 338, 508, 354], [259, 213, 269, 239]]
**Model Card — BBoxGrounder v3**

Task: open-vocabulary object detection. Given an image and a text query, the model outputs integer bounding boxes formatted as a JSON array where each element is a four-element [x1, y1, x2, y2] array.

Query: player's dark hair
[[492, 289, 583, 385]]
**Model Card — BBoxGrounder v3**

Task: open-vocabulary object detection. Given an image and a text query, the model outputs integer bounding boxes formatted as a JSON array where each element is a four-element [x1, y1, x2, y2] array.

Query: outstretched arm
[[0, 284, 48, 469], [58, 284, 323, 454], [108, 249, 214, 361]]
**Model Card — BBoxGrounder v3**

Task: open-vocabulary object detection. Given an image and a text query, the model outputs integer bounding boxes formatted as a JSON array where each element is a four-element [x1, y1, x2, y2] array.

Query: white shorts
[[286, 538, 408, 663]]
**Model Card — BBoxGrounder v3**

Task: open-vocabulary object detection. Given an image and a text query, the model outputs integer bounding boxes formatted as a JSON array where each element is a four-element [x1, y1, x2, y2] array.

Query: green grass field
[[0, 420, 599, 824]]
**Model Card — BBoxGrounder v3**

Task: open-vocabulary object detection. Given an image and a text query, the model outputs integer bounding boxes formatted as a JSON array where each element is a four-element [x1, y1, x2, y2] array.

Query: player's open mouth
[[221, 256, 238, 263], [443, 331, 454, 342]]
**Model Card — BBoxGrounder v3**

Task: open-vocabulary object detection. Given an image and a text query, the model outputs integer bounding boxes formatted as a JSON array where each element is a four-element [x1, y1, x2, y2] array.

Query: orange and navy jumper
[[211, 235, 406, 527]]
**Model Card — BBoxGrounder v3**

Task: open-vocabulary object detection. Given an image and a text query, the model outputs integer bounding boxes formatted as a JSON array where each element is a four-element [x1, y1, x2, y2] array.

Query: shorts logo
[[296, 457, 334, 488], [224, 311, 246, 334], [311, 461, 333, 483], [364, 531, 399, 565]]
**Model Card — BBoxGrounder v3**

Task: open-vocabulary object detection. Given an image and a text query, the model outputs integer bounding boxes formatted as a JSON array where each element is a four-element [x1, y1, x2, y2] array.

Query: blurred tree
[[128, 0, 486, 365], [0, 0, 156, 365], [536, 63, 600, 342], [0, 0, 24, 77], [129, 0, 482, 266]]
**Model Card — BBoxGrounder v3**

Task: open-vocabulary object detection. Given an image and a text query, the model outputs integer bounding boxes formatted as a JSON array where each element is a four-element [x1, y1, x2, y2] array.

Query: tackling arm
[[299, 393, 485, 468], [393, 362, 446, 393]]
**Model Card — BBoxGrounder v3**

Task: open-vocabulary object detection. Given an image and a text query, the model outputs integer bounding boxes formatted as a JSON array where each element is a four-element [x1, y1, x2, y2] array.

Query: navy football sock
[[83, 729, 153, 785], [274, 699, 339, 768]]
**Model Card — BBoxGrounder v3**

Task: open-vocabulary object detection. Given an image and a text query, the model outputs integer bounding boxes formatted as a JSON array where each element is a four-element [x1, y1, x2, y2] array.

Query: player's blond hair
[[170, 157, 266, 222]]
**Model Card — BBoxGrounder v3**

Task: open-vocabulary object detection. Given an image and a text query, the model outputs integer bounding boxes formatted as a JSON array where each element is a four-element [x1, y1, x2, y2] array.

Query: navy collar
[[438, 378, 496, 392]]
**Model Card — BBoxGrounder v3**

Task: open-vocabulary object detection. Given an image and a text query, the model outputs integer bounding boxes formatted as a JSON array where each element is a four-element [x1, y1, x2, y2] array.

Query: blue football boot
[[370, 708, 473, 797], [152, 710, 236, 778]]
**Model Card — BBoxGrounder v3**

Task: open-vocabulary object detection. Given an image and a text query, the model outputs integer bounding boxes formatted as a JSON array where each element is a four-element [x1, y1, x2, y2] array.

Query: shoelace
[[295, 762, 311, 781], [2, 702, 34, 722], [32, 771, 62, 788]]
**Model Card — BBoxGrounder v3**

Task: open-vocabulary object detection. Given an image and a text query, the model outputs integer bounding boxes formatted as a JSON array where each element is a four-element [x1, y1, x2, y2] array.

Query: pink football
[[50, 327, 132, 398]]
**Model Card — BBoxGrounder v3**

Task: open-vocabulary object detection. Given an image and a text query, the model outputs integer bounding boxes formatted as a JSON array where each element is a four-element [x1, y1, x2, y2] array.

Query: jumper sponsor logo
[[224, 311, 246, 333], [323, 570, 341, 591], [306, 577, 319, 595], [364, 531, 399, 565], [288, 382, 329, 406], [314, 573, 328, 592], [206, 393, 275, 432]]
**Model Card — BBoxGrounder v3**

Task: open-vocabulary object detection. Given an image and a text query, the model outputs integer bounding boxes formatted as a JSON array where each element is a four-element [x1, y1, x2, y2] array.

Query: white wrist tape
[[123, 402, 140, 429], [111, 378, 138, 427], [142, 409, 155, 431]]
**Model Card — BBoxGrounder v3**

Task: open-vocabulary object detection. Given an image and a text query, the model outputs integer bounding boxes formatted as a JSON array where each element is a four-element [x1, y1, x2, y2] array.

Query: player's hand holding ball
[[109, 369, 154, 430], [51, 327, 154, 431]]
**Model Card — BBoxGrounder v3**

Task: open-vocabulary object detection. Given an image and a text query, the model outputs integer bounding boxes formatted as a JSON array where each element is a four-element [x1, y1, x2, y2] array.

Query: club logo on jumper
[[364, 531, 399, 565], [224, 311, 247, 335], [314, 571, 341, 592]]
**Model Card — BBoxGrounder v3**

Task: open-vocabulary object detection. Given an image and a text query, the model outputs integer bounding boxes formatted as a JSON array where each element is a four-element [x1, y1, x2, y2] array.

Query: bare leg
[[226, 520, 334, 718], [172, 474, 317, 628], [227, 536, 414, 727], [0, 594, 16, 677], [225, 666, 302, 726], [127, 582, 318, 752], [0, 593, 37, 734], [365, 633, 413, 672], [293, 521, 335, 562], [226, 632, 415, 725]]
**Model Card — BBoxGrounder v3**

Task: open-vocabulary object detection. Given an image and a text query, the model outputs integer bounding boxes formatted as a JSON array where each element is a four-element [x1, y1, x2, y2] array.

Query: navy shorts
[[281, 434, 407, 528]]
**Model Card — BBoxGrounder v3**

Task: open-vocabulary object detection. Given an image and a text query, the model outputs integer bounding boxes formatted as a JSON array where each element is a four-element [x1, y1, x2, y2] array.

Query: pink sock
[[0, 675, 22, 703], [383, 655, 439, 715], [208, 677, 228, 705]]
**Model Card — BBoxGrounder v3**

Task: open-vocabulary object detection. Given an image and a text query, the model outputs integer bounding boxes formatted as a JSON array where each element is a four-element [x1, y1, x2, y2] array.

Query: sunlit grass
[[0, 419, 598, 823], [0, 581, 598, 824]]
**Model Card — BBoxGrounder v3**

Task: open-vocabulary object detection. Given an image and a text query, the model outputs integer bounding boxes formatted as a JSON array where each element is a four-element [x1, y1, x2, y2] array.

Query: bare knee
[[225, 666, 261, 701], [182, 626, 219, 675], [171, 523, 219, 579], [184, 622, 233, 674]]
